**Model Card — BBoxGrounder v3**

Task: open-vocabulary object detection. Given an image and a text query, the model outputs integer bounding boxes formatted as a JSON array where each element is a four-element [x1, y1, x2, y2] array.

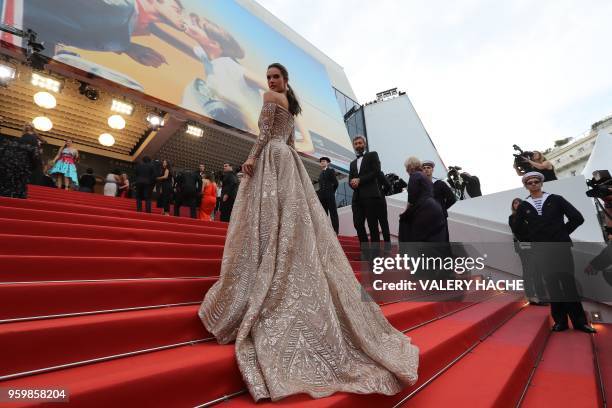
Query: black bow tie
[[356, 153, 364, 158]]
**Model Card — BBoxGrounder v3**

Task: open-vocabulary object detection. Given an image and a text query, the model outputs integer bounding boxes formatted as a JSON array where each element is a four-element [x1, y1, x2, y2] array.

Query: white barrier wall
[[364, 95, 447, 180]]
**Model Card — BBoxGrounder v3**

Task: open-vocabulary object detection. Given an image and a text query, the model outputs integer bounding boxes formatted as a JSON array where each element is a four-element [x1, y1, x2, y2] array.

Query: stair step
[[0, 295, 523, 408], [0, 305, 210, 378], [592, 323, 612, 407], [0, 234, 224, 259], [0, 205, 226, 235], [0, 256, 364, 282], [0, 196, 227, 229], [0, 293, 491, 379], [0, 256, 222, 282], [0, 217, 227, 245], [521, 330, 602, 408], [401, 306, 550, 407], [0, 277, 217, 320]]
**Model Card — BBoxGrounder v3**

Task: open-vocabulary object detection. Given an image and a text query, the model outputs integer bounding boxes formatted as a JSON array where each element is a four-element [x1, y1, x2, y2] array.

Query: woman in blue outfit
[[50, 140, 79, 190]]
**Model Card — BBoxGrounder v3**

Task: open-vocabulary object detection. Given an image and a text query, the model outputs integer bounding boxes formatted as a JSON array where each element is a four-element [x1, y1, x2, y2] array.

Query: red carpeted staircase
[[0, 185, 608, 407]]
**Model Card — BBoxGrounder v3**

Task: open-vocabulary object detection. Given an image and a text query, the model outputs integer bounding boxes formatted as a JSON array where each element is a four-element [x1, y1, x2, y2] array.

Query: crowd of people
[[126, 159, 239, 221], [317, 135, 457, 246], [0, 121, 244, 222]]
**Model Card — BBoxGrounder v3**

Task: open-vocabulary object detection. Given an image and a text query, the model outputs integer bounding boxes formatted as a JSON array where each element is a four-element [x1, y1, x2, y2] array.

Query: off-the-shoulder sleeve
[[287, 123, 295, 149], [248, 102, 276, 159]]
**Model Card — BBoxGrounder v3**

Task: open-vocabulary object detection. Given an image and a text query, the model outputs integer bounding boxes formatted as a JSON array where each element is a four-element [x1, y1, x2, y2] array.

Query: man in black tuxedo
[[220, 163, 239, 222], [514, 171, 596, 333], [134, 156, 156, 213], [376, 171, 392, 243], [174, 168, 203, 218], [317, 157, 339, 234], [349, 136, 385, 243]]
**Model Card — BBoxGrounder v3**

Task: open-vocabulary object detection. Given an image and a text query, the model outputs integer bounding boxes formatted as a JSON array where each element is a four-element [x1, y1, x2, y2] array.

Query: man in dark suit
[[79, 168, 97, 193], [423, 160, 456, 241], [220, 163, 239, 222], [376, 171, 392, 243], [20, 124, 45, 186], [174, 168, 203, 218], [317, 157, 339, 234], [349, 136, 385, 243], [135, 156, 156, 213], [514, 171, 596, 333]]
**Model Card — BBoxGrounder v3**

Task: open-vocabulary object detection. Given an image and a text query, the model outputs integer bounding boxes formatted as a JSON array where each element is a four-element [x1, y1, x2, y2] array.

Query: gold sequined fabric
[[199, 102, 419, 401]]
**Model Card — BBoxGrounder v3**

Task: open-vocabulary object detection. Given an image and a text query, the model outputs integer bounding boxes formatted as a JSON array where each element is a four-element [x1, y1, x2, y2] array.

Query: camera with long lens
[[586, 170, 612, 199], [447, 166, 464, 190], [381, 173, 407, 196], [512, 144, 535, 173]]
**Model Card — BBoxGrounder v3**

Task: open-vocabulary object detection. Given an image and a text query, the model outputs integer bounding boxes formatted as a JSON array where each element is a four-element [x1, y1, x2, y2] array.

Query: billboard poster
[[0, 0, 354, 170]]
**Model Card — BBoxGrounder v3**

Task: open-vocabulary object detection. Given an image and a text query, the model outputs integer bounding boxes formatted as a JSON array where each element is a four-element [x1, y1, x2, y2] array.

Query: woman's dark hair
[[111, 168, 120, 175], [204, 172, 214, 181], [511, 197, 522, 214], [268, 63, 301, 116]]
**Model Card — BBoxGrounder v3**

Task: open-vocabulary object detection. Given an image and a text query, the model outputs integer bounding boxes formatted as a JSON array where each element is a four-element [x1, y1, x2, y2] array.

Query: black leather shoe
[[552, 323, 569, 332], [575, 325, 597, 334], [529, 301, 549, 306]]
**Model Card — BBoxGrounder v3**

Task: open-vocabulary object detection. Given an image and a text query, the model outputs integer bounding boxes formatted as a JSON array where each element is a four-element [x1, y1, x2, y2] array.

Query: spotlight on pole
[[78, 82, 99, 101], [146, 112, 165, 130]]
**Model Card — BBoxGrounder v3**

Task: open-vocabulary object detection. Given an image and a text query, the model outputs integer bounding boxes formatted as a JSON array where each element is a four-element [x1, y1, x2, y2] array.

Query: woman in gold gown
[[199, 63, 418, 402]]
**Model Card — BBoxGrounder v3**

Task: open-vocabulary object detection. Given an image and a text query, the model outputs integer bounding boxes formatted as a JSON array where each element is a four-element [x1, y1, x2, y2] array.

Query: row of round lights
[[29, 78, 119, 147], [31, 73, 61, 132], [29, 76, 163, 149], [32, 90, 56, 131]]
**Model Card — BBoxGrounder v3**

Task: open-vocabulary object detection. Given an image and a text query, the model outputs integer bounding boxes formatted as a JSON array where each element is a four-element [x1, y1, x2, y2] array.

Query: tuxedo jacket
[[318, 167, 338, 197], [221, 171, 239, 200], [514, 193, 584, 242], [175, 170, 202, 195], [433, 179, 456, 217], [135, 162, 156, 186], [349, 151, 382, 203]]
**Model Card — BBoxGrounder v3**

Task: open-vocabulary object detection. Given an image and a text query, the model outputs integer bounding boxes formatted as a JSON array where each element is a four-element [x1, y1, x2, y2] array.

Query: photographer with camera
[[586, 170, 612, 241], [423, 160, 456, 241], [513, 146, 557, 182], [447, 166, 482, 199]]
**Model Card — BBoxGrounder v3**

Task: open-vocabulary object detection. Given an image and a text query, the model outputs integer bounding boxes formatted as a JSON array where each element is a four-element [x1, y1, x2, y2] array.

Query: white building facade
[[547, 116, 612, 179]]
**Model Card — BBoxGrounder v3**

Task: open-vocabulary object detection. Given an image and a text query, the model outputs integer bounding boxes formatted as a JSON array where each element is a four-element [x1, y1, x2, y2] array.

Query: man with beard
[[348, 136, 385, 243]]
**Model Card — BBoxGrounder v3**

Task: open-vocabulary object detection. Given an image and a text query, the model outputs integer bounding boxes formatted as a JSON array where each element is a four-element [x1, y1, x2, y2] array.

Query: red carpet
[[0, 187, 607, 407], [404, 306, 550, 407], [593, 323, 612, 405], [521, 330, 602, 408]]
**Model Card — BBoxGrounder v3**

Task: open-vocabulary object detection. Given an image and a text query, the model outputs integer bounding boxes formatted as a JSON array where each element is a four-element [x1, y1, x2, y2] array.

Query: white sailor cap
[[522, 171, 544, 184]]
